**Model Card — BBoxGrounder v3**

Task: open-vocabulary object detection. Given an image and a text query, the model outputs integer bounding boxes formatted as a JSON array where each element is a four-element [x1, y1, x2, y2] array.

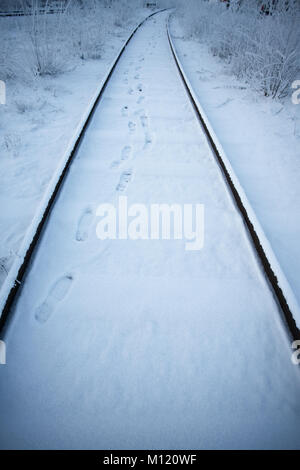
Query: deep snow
[[0, 12, 300, 450]]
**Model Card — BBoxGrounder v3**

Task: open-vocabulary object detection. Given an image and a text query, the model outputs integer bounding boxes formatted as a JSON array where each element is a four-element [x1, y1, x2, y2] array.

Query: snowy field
[[0, 10, 300, 450]]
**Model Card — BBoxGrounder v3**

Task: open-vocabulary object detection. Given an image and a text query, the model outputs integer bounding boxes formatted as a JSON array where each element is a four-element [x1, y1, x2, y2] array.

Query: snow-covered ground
[[1, 11, 300, 450], [0, 7, 148, 288], [169, 15, 300, 319]]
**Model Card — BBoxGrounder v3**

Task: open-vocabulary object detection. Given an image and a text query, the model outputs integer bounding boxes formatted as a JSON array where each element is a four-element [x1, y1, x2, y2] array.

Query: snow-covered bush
[[67, 0, 146, 60], [237, 6, 300, 98], [109, 0, 145, 27], [19, 0, 73, 76], [67, 0, 110, 60], [0, 37, 15, 81], [0, 0, 148, 82], [175, 0, 300, 99]]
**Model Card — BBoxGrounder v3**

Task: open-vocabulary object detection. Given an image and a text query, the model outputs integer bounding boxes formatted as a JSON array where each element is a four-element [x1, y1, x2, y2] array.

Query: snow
[[0, 8, 149, 308], [1, 11, 300, 450], [169, 15, 300, 326], [167, 20, 300, 327]]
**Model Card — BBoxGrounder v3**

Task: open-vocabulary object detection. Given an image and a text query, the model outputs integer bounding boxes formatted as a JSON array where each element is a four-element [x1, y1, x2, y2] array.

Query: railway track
[[0, 9, 300, 450], [0, 10, 299, 342]]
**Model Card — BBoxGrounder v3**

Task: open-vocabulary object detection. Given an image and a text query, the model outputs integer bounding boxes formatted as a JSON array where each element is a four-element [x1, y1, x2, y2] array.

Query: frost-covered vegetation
[[174, 0, 300, 99], [0, 0, 147, 81]]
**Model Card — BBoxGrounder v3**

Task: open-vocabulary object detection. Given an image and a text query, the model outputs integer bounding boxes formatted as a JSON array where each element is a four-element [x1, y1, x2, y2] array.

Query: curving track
[[0, 11, 300, 450]]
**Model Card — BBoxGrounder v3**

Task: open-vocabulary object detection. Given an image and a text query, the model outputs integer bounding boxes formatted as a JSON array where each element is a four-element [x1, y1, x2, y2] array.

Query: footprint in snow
[[140, 114, 148, 128], [35, 274, 74, 324], [116, 169, 133, 192], [111, 146, 132, 169], [139, 112, 152, 147], [144, 132, 152, 148], [76, 206, 93, 242], [121, 145, 132, 161], [128, 121, 136, 133]]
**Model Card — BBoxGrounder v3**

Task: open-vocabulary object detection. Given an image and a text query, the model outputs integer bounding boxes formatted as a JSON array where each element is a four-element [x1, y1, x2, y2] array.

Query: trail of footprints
[[35, 57, 153, 324], [114, 59, 153, 191]]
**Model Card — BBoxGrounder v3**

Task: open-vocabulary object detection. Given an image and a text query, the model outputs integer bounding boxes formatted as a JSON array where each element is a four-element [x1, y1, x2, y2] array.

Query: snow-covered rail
[[0, 9, 166, 334], [166, 19, 300, 342]]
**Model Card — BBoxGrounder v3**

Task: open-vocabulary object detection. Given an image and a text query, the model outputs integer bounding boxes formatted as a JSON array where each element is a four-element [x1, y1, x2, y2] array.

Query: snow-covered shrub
[[67, 0, 110, 60], [19, 0, 73, 77], [0, 16, 27, 81], [56, 0, 145, 62], [175, 0, 300, 99], [3, 133, 22, 158], [0, 38, 14, 81], [239, 7, 300, 98], [109, 0, 145, 28], [0, 0, 148, 82]]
